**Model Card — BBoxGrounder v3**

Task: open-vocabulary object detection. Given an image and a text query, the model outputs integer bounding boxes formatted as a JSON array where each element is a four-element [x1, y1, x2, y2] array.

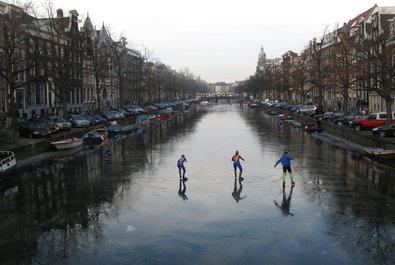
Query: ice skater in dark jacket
[[177, 155, 187, 180], [274, 149, 295, 187]]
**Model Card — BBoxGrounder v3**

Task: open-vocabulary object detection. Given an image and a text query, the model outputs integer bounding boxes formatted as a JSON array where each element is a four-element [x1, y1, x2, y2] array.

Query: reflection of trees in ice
[[318, 194, 395, 265], [0, 108, 208, 264], [245, 111, 395, 264], [304, 154, 395, 264]]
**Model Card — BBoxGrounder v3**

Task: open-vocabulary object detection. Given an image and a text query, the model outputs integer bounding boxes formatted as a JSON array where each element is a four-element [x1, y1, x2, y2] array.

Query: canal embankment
[[288, 112, 395, 150], [3, 105, 395, 161], [0, 107, 201, 160]]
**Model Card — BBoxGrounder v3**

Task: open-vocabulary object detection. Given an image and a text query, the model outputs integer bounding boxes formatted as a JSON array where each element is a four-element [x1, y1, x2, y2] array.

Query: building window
[[29, 84, 36, 105], [38, 84, 45, 105], [16, 89, 24, 109]]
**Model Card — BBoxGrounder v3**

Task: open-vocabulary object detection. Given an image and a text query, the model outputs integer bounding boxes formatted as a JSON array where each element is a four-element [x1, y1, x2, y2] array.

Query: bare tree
[[36, 1, 83, 117], [356, 17, 395, 122], [107, 33, 130, 107], [281, 59, 292, 101], [179, 67, 196, 99], [307, 29, 331, 112], [290, 52, 312, 104], [0, 0, 36, 130], [139, 46, 156, 103], [82, 20, 110, 113], [329, 26, 359, 115], [260, 67, 277, 100]]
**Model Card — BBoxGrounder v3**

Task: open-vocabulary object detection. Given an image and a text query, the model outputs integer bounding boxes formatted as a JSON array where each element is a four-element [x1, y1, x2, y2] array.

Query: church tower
[[256, 46, 267, 74]]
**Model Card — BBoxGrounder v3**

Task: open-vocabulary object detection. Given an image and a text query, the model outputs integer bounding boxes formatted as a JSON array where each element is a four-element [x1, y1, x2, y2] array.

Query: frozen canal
[[1, 105, 395, 265]]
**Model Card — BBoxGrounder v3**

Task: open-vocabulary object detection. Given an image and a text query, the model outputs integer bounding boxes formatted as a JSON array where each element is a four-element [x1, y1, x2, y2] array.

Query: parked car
[[144, 105, 159, 115], [332, 114, 364, 126], [18, 121, 50, 138], [298, 105, 317, 116], [112, 108, 129, 117], [123, 107, 139, 116], [290, 104, 304, 113], [37, 118, 60, 134], [110, 110, 125, 119], [350, 112, 395, 131], [80, 114, 98, 125], [46, 116, 72, 131], [322, 112, 343, 122], [88, 114, 107, 124], [372, 123, 395, 137], [101, 111, 122, 121], [68, 115, 90, 128], [314, 111, 332, 120], [130, 105, 146, 114]]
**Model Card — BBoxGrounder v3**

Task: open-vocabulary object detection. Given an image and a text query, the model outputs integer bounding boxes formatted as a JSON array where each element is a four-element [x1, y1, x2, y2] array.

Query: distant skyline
[[48, 0, 395, 83]]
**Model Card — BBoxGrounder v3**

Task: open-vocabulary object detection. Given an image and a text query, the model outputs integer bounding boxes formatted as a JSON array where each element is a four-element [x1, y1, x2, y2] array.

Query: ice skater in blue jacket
[[177, 155, 187, 180], [274, 150, 295, 187]]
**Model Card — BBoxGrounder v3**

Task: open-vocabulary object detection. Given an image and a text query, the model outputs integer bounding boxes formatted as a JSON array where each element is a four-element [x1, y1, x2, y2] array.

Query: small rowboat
[[106, 124, 123, 136], [305, 127, 323, 133], [136, 114, 150, 125], [92, 125, 108, 138], [365, 147, 395, 159], [159, 108, 173, 120], [83, 132, 104, 145], [0, 151, 16, 173], [51, 138, 83, 150]]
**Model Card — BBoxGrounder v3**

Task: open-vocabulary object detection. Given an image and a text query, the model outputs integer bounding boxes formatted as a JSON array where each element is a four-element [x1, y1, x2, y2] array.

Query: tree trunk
[[343, 87, 349, 115], [7, 84, 18, 131], [95, 79, 101, 113], [386, 98, 393, 124], [318, 85, 324, 112]]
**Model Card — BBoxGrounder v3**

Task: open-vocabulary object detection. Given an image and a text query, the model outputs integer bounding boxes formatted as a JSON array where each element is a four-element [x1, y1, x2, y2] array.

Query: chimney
[[57, 9, 63, 18]]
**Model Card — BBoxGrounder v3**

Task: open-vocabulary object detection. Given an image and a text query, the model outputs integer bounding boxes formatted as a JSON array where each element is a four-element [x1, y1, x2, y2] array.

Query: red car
[[350, 112, 395, 131]]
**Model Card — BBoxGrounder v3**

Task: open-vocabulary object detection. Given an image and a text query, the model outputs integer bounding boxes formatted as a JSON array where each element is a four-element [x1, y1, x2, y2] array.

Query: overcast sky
[[50, 0, 395, 83]]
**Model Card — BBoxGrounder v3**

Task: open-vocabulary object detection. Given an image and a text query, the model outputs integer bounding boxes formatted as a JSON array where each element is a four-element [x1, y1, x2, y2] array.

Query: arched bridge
[[198, 93, 237, 100]]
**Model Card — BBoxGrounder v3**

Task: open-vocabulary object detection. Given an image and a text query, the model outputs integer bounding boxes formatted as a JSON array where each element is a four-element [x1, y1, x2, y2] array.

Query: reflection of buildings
[[0, 108, 207, 264], [245, 109, 395, 264]]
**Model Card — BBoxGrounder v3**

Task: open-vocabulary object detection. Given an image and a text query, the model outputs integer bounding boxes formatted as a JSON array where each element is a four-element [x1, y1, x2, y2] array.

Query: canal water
[[1, 105, 395, 265]]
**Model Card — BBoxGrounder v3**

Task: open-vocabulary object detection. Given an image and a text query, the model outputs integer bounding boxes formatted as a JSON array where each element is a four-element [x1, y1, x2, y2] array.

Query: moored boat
[[83, 131, 105, 145], [365, 147, 395, 159], [92, 125, 108, 138], [136, 114, 150, 125], [121, 124, 139, 133], [159, 108, 173, 120], [51, 138, 83, 150], [305, 126, 323, 133], [0, 151, 16, 173], [106, 124, 123, 136], [0, 178, 18, 198]]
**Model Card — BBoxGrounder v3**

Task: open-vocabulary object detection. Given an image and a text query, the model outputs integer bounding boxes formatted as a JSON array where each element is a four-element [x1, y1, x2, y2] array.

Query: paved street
[[1, 105, 395, 265]]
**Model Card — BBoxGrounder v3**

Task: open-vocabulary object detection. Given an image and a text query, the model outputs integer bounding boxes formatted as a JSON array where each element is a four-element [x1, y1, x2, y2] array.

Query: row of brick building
[[1, 1, 200, 125], [0, 2, 146, 121], [256, 5, 395, 114]]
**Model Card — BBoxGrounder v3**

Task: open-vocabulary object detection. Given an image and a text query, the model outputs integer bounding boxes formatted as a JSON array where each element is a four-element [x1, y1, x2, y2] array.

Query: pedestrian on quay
[[277, 116, 284, 134], [231, 150, 246, 180], [274, 149, 295, 187], [177, 154, 188, 180]]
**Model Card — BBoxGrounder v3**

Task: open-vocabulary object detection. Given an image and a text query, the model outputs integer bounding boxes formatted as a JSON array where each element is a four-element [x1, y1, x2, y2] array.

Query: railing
[[198, 93, 237, 99]]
